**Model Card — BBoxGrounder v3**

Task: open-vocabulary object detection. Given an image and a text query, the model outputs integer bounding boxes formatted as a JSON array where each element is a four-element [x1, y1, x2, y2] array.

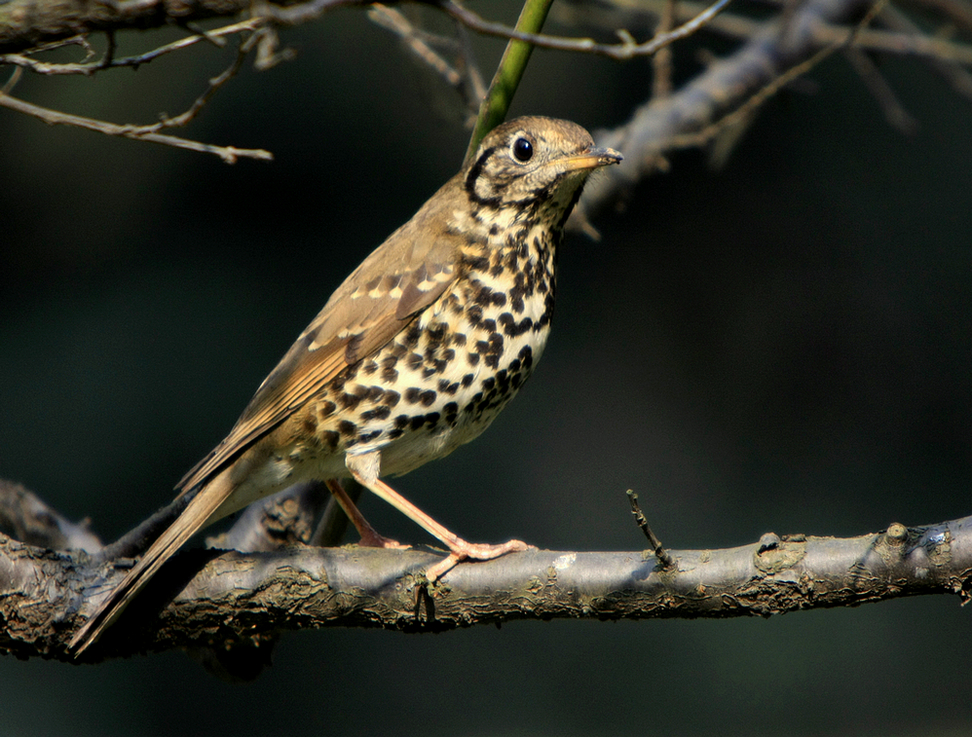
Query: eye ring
[[511, 136, 534, 163]]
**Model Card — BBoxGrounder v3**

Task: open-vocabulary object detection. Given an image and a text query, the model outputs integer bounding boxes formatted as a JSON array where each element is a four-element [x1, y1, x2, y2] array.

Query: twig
[[560, 0, 972, 65], [0, 34, 273, 163], [442, 0, 734, 61], [879, 1, 972, 99], [153, 35, 252, 130], [0, 19, 265, 75], [651, 0, 677, 98], [844, 46, 919, 132], [626, 490, 676, 570], [0, 91, 272, 162], [368, 5, 465, 89], [667, 0, 889, 151]]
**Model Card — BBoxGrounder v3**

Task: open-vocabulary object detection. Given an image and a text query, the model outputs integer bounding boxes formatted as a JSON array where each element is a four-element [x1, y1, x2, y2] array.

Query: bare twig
[[651, 0, 677, 98], [844, 46, 919, 132], [576, 0, 911, 219], [368, 5, 466, 89], [0, 19, 265, 75], [561, 0, 972, 64], [0, 33, 273, 162], [879, 1, 972, 98], [667, 0, 888, 150], [626, 490, 676, 570], [441, 0, 734, 61], [0, 91, 273, 162]]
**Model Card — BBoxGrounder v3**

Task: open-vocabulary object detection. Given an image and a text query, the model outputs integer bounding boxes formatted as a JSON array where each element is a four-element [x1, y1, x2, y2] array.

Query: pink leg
[[345, 460, 533, 581], [325, 479, 408, 550]]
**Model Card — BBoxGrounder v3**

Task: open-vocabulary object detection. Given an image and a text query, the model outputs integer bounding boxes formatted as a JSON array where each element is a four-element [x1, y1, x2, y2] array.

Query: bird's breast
[[291, 234, 557, 478]]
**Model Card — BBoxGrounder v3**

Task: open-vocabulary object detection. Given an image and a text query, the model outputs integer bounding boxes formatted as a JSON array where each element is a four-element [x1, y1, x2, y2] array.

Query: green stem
[[464, 0, 554, 164]]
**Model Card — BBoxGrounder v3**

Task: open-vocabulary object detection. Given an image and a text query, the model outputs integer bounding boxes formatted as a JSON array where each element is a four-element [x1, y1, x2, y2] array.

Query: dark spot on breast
[[358, 430, 383, 443], [406, 352, 423, 371], [319, 400, 337, 419], [426, 322, 447, 346], [338, 420, 357, 437], [321, 430, 339, 449], [438, 379, 459, 395], [444, 401, 459, 425], [405, 388, 421, 404], [361, 360, 378, 376], [360, 405, 392, 421], [519, 345, 534, 370], [498, 312, 533, 337], [461, 373, 474, 387], [420, 390, 437, 407], [452, 333, 467, 347], [475, 286, 507, 308], [509, 285, 526, 314], [403, 323, 421, 348], [467, 352, 480, 367], [462, 253, 490, 271], [302, 416, 317, 435], [424, 412, 440, 430], [466, 304, 483, 327], [381, 366, 399, 383], [338, 391, 363, 411], [496, 369, 510, 394], [383, 390, 400, 407], [394, 414, 411, 429]]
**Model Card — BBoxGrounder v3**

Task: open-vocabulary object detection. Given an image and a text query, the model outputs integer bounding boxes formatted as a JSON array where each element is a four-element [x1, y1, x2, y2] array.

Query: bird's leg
[[324, 479, 407, 550], [345, 451, 532, 581]]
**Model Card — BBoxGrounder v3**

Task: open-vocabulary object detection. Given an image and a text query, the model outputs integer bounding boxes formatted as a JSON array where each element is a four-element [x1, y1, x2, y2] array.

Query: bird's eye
[[511, 137, 533, 163]]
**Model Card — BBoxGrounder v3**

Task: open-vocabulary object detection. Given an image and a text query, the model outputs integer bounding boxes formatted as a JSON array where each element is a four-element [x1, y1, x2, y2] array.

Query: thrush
[[69, 115, 622, 654]]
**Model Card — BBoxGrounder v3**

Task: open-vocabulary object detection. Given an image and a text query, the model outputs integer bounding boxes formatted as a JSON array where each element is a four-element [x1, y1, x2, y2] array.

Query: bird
[[69, 115, 622, 655]]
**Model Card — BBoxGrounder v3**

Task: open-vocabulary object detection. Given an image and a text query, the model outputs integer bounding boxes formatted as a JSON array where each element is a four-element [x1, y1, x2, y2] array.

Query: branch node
[[757, 531, 781, 553], [884, 522, 909, 547]]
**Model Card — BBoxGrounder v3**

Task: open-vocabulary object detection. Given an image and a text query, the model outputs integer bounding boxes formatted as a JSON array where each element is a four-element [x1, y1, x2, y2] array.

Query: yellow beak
[[560, 146, 623, 171]]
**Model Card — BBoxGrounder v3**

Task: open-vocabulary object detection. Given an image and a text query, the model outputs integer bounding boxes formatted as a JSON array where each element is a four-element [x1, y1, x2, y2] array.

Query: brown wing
[[176, 198, 462, 494]]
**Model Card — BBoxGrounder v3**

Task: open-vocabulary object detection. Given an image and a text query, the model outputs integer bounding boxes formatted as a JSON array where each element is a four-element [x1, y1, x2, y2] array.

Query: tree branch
[[1, 479, 969, 663]]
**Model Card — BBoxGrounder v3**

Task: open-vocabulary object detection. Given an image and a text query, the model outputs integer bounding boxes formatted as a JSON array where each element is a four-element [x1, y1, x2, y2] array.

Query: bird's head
[[463, 116, 622, 224]]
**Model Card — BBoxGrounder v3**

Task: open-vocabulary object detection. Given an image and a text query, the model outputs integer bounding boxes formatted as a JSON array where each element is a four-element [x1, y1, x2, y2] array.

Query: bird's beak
[[560, 146, 623, 172]]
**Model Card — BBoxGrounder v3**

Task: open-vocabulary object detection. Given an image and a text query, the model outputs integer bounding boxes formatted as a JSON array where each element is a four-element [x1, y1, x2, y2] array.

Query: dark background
[[1, 5, 970, 735]]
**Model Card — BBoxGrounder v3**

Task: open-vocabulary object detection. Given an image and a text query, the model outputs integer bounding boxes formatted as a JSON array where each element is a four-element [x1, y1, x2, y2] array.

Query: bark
[[1, 479, 969, 664]]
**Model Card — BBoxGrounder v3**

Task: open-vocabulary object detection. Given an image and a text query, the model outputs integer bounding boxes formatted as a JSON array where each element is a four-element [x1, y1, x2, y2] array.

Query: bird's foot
[[426, 538, 534, 582]]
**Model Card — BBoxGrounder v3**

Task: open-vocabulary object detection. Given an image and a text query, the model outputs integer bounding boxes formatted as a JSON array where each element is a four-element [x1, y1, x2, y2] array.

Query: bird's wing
[[177, 215, 461, 493]]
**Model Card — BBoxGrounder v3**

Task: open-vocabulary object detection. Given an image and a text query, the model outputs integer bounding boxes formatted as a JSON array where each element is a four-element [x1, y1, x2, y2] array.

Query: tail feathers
[[69, 473, 237, 657]]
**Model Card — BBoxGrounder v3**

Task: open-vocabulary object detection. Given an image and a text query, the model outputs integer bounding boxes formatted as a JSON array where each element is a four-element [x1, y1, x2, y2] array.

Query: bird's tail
[[69, 471, 237, 657]]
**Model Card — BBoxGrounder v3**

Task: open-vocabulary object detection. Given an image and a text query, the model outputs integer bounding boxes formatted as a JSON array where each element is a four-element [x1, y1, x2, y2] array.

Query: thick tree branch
[[1, 479, 969, 663]]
